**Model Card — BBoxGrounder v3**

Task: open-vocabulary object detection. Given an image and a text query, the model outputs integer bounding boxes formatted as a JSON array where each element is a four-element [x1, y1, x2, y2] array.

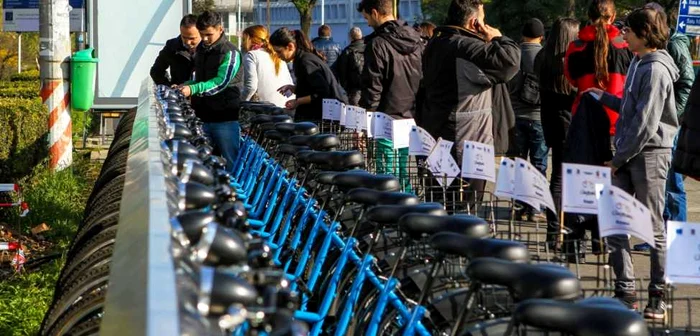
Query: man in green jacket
[[635, 3, 694, 251], [177, 11, 243, 171]]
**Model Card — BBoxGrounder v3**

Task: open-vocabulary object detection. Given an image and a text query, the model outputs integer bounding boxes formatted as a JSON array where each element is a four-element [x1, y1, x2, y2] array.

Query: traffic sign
[[678, 0, 700, 36], [2, 0, 84, 32]]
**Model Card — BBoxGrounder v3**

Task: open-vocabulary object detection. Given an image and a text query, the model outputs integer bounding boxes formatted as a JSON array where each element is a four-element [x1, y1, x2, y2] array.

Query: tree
[[291, 0, 317, 37], [193, 0, 216, 15]]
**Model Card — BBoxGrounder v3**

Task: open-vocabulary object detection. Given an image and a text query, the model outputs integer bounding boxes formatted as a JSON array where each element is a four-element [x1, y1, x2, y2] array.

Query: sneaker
[[644, 296, 667, 320], [633, 243, 652, 252], [614, 292, 639, 311]]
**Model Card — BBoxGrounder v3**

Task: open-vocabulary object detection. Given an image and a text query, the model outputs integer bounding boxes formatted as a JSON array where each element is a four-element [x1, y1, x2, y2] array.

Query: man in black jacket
[[176, 11, 243, 172], [150, 14, 200, 86], [333, 27, 365, 105], [419, 0, 519, 200], [357, 0, 423, 191]]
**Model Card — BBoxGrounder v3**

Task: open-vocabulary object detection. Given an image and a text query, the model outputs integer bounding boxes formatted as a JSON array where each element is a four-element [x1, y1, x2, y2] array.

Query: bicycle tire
[[79, 201, 120, 231], [73, 210, 119, 249], [91, 162, 127, 194], [85, 176, 125, 210], [57, 244, 114, 293], [105, 135, 132, 158], [45, 264, 110, 331], [44, 290, 106, 336], [98, 148, 129, 176], [85, 173, 125, 206], [63, 316, 101, 336], [64, 225, 117, 267]]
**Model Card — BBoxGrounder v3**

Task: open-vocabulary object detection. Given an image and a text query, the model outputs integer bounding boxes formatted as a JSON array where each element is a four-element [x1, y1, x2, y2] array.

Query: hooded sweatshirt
[[360, 20, 424, 119], [599, 50, 680, 168]]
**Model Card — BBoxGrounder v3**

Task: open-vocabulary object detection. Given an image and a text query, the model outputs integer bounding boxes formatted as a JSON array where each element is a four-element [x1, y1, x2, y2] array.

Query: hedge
[[10, 70, 40, 82], [0, 85, 40, 99], [0, 97, 49, 181]]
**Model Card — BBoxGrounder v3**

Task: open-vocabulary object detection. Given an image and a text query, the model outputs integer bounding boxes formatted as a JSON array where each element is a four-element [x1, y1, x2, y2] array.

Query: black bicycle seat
[[168, 114, 187, 124], [240, 102, 285, 115], [260, 122, 278, 133], [264, 130, 287, 142], [429, 233, 530, 263], [250, 114, 274, 125], [276, 122, 319, 136], [171, 123, 193, 140], [399, 214, 490, 240], [345, 188, 420, 206], [297, 151, 364, 171], [365, 203, 447, 224], [203, 268, 259, 316], [196, 223, 249, 267], [182, 181, 217, 210], [512, 297, 648, 336], [288, 134, 339, 151], [183, 160, 216, 186], [163, 139, 200, 157], [277, 144, 310, 156], [331, 171, 400, 192], [466, 258, 581, 301]]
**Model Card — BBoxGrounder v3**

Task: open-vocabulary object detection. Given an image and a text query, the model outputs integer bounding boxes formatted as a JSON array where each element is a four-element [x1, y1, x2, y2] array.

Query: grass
[[0, 153, 99, 335]]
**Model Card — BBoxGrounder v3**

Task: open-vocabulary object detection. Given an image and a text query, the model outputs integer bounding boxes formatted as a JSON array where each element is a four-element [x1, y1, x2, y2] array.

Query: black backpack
[[519, 58, 541, 105], [347, 48, 364, 88]]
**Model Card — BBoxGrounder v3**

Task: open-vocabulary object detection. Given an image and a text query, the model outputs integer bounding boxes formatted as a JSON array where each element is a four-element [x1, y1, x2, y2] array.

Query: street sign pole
[[39, 0, 73, 171]]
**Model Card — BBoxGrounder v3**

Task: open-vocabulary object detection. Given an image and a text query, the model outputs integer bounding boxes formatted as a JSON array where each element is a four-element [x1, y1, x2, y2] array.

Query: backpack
[[519, 57, 540, 105], [347, 48, 364, 88]]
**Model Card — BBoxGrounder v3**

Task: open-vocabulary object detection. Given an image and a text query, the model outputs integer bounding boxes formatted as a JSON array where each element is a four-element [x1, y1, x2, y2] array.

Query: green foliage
[[0, 155, 95, 335], [10, 70, 40, 82], [0, 97, 49, 182], [0, 259, 64, 336], [0, 86, 39, 99], [193, 0, 216, 14]]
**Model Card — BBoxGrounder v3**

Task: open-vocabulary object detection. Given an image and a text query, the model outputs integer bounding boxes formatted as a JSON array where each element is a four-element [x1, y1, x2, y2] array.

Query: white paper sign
[[322, 99, 343, 121], [562, 163, 612, 215], [338, 103, 348, 125], [345, 106, 360, 130], [597, 185, 655, 246], [514, 158, 556, 212], [372, 112, 393, 140], [460, 141, 496, 183], [409, 126, 436, 156], [495, 157, 516, 199], [364, 112, 374, 138], [391, 118, 416, 149], [666, 221, 700, 285], [426, 138, 460, 187]]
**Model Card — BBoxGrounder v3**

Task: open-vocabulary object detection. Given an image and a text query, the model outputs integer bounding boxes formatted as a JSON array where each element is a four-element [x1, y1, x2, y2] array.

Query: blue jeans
[[203, 121, 240, 172], [514, 118, 549, 176], [664, 134, 687, 222]]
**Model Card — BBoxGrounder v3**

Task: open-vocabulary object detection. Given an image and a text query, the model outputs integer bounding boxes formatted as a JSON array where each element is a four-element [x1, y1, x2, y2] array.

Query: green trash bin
[[71, 48, 99, 112]]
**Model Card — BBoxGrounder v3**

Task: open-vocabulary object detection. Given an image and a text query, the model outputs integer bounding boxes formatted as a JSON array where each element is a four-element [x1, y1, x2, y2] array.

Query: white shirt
[[242, 49, 295, 107]]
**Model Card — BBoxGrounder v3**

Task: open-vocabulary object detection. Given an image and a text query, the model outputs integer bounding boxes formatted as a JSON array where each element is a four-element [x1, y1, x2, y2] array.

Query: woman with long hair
[[586, 7, 678, 319], [534, 17, 580, 250], [241, 25, 295, 108], [269, 27, 347, 121], [565, 0, 632, 137]]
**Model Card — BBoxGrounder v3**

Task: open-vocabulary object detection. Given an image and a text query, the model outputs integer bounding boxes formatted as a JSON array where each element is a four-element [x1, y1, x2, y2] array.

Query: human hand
[[177, 85, 192, 98], [480, 24, 502, 41], [285, 99, 298, 110], [278, 85, 295, 97], [604, 161, 618, 176]]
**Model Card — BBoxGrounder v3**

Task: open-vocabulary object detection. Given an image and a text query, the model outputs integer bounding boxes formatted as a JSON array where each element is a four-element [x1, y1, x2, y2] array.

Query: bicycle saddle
[[512, 297, 648, 336], [399, 214, 490, 240], [241, 102, 286, 115], [314, 171, 347, 185], [195, 223, 249, 267], [168, 114, 187, 124], [429, 233, 530, 263], [260, 122, 279, 133], [297, 151, 364, 171], [181, 160, 216, 186], [365, 203, 447, 224], [466, 258, 581, 301], [276, 122, 319, 136], [278, 144, 310, 156], [170, 122, 193, 140], [345, 188, 419, 206], [250, 114, 293, 125], [289, 134, 339, 151], [331, 171, 400, 192], [163, 139, 200, 157], [170, 209, 215, 245], [264, 130, 287, 142], [199, 267, 258, 316]]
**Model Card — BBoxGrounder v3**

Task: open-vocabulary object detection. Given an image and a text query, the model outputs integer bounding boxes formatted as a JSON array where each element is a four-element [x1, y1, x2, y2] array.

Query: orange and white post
[[40, 0, 72, 171]]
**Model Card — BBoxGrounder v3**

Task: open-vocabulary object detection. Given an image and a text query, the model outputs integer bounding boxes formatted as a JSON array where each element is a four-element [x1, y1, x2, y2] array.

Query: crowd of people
[[150, 0, 700, 321]]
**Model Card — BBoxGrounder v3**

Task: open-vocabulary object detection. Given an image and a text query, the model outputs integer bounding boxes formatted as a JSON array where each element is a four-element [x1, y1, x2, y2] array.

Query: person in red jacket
[[564, 0, 633, 136]]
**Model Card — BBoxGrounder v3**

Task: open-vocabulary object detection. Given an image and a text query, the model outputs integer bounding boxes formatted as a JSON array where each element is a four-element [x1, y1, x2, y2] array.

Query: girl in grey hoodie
[[586, 7, 679, 319]]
